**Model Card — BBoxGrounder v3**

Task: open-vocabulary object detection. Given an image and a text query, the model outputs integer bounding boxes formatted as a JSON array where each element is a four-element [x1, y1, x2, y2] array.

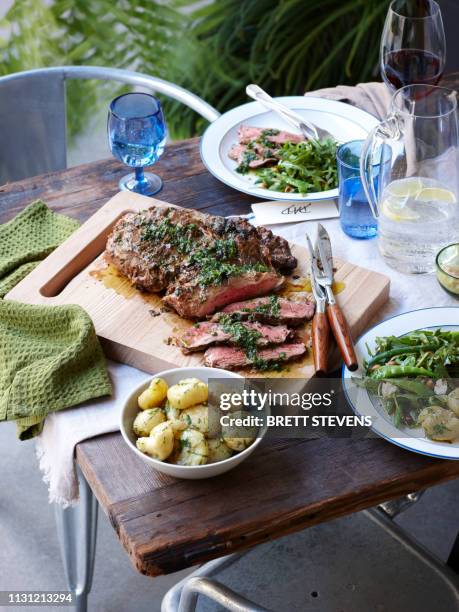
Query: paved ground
[[1, 420, 458, 612]]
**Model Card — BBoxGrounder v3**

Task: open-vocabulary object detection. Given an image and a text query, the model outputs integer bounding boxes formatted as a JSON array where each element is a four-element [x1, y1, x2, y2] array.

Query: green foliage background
[[0, 0, 390, 140]]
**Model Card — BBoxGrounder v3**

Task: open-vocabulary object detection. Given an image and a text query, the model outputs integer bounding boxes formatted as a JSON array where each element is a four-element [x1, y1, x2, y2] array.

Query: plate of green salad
[[200, 96, 379, 202], [343, 307, 459, 460]]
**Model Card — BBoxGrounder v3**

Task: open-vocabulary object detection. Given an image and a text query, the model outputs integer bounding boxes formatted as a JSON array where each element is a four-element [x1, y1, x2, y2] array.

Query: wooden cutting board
[[6, 191, 390, 377]]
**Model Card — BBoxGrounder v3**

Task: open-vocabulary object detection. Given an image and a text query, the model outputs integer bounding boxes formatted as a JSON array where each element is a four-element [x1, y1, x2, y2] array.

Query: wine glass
[[380, 0, 446, 91], [108, 92, 167, 196]]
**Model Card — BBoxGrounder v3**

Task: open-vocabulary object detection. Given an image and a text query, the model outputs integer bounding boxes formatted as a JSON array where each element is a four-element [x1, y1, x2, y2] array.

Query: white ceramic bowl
[[120, 367, 265, 479]]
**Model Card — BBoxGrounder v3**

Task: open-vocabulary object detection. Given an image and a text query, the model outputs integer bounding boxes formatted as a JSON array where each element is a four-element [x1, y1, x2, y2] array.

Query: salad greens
[[237, 137, 338, 195], [364, 329, 459, 379], [359, 329, 459, 437]]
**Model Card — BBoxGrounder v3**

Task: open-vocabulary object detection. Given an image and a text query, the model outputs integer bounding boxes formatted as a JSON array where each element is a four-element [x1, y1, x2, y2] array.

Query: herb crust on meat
[[105, 205, 297, 319]]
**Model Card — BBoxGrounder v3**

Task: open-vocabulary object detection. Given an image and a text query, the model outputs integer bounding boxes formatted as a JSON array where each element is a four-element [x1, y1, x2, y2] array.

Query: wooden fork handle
[[312, 311, 330, 376], [326, 303, 358, 371]]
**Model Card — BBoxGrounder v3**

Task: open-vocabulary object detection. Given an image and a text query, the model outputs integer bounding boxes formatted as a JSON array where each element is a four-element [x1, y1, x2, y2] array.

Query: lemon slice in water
[[382, 178, 422, 221], [385, 178, 423, 199], [381, 200, 419, 221], [416, 187, 457, 203]]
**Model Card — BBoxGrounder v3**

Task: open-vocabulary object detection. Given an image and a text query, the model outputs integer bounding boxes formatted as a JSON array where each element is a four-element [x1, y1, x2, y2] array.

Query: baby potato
[[180, 403, 209, 435], [133, 408, 165, 437], [176, 429, 209, 465], [418, 405, 459, 442], [447, 388, 459, 416], [165, 402, 187, 438], [223, 436, 254, 452], [222, 410, 256, 451], [207, 438, 233, 463], [167, 378, 208, 410], [138, 377, 168, 410], [136, 421, 174, 460]]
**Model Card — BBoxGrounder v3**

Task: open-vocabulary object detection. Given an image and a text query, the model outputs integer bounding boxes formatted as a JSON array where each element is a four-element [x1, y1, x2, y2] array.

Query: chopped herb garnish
[[432, 423, 449, 436], [219, 314, 262, 360]]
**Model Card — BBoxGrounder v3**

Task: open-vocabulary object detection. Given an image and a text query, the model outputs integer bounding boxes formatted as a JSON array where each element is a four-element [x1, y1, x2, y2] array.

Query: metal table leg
[[378, 491, 423, 518], [54, 466, 98, 612]]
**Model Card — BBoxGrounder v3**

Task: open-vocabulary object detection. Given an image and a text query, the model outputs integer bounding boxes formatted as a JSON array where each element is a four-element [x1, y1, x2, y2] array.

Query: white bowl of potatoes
[[120, 367, 265, 479]]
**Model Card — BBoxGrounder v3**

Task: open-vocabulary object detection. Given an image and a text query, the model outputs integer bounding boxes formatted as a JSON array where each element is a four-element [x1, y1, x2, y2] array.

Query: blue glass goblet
[[108, 92, 167, 196]]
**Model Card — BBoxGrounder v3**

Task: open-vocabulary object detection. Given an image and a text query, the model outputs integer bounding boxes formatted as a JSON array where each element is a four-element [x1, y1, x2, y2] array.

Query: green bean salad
[[361, 329, 459, 442]]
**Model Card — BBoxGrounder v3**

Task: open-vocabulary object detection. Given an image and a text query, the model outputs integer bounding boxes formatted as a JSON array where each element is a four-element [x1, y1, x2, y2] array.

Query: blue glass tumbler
[[337, 140, 380, 239], [108, 92, 167, 196]]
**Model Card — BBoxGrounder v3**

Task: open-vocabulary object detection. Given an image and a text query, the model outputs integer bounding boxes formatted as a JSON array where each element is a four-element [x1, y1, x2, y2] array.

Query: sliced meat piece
[[164, 270, 284, 319], [269, 131, 304, 145], [213, 296, 315, 326], [229, 142, 277, 169], [228, 143, 247, 161], [238, 125, 265, 143], [249, 157, 278, 169], [204, 343, 306, 370], [237, 125, 304, 145], [178, 321, 292, 353]]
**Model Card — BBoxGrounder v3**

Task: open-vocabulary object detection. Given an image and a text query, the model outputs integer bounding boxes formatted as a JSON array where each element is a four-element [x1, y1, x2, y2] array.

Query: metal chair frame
[[161, 494, 459, 612], [0, 66, 220, 183]]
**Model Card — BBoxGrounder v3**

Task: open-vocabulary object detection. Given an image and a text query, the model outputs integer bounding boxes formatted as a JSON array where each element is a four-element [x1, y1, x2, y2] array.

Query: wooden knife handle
[[326, 303, 358, 371], [312, 312, 330, 376]]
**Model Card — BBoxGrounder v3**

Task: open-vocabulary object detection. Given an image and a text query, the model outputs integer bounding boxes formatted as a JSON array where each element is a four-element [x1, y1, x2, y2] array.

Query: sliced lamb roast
[[229, 126, 305, 172], [237, 125, 304, 145], [204, 343, 307, 370], [105, 205, 297, 319], [164, 270, 283, 320], [178, 321, 292, 353], [228, 142, 277, 170], [213, 296, 315, 326]]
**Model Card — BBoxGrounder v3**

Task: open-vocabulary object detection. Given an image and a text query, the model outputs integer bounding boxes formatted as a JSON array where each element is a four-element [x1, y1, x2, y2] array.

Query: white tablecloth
[[36, 216, 457, 506]]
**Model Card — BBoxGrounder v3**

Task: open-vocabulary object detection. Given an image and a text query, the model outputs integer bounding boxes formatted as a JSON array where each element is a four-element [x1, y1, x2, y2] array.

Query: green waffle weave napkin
[[0, 201, 112, 439]]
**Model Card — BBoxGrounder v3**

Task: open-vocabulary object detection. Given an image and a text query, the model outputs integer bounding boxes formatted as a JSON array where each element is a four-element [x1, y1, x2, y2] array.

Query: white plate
[[200, 96, 379, 202], [342, 307, 459, 460]]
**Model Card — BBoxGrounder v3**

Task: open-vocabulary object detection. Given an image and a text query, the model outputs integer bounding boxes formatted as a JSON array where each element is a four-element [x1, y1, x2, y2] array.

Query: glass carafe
[[360, 84, 459, 274]]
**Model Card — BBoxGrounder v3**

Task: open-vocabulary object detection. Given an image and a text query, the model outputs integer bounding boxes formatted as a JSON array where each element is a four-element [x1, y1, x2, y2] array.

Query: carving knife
[[315, 224, 358, 371], [306, 234, 330, 375]]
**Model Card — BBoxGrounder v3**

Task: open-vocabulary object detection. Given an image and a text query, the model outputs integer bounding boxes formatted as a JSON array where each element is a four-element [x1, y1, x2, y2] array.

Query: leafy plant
[[0, 0, 184, 137], [0, 0, 390, 139], [166, 0, 390, 136]]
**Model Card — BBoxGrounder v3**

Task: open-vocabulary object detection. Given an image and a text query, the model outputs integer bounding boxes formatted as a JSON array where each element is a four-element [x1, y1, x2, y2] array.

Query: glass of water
[[108, 93, 167, 196], [337, 140, 381, 239]]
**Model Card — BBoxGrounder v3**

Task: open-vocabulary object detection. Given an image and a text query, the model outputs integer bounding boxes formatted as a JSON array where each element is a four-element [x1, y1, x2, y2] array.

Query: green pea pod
[[365, 344, 439, 369], [369, 365, 436, 380], [383, 379, 434, 398]]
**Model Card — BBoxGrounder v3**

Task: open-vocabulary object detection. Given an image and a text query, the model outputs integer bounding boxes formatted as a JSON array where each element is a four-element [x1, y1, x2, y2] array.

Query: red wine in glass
[[381, 1, 446, 91], [383, 49, 444, 90]]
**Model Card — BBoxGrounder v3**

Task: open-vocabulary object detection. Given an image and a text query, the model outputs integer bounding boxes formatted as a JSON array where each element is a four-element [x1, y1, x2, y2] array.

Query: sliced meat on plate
[[228, 142, 277, 170], [237, 125, 305, 145]]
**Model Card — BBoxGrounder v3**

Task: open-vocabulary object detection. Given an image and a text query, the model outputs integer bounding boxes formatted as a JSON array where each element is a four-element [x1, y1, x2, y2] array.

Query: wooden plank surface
[[77, 433, 459, 576], [2, 137, 459, 577], [6, 190, 389, 377], [0, 138, 252, 223]]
